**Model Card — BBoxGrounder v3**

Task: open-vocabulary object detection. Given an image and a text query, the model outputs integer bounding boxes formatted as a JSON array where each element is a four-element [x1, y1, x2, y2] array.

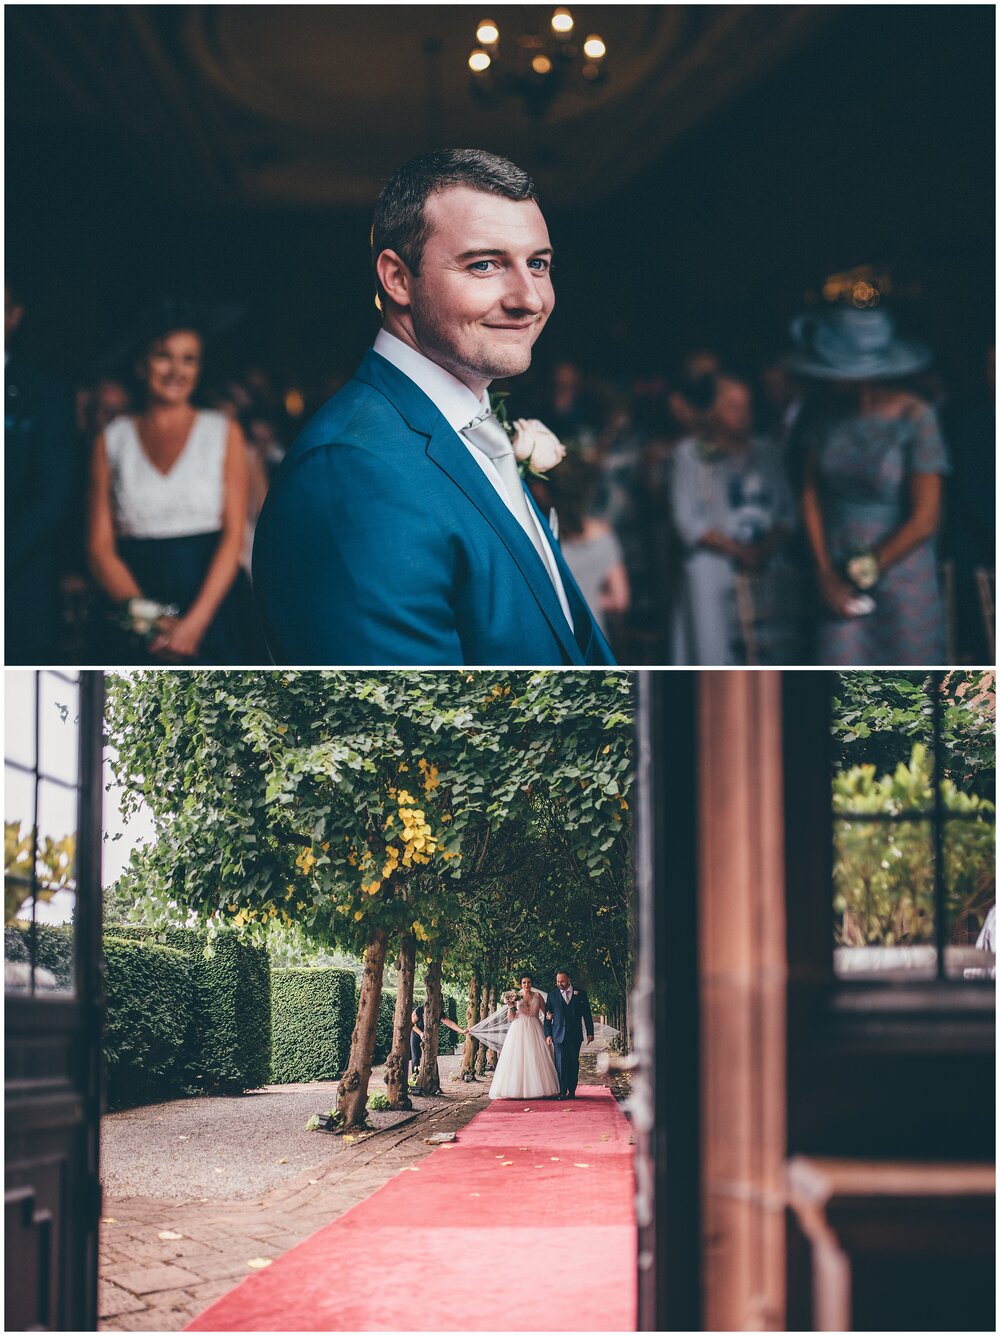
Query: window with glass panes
[[831, 671, 996, 983], [4, 670, 82, 995]]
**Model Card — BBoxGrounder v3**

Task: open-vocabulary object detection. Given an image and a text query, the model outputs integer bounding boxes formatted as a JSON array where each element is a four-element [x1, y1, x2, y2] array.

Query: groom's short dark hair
[[371, 148, 539, 310]]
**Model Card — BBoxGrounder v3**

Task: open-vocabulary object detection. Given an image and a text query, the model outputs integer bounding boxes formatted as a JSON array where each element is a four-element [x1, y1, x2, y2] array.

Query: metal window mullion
[[6, 758, 79, 791], [30, 672, 40, 997], [931, 674, 947, 981]]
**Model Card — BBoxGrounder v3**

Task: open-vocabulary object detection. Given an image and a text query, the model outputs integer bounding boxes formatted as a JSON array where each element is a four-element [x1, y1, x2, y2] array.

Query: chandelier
[[467, 9, 608, 119]]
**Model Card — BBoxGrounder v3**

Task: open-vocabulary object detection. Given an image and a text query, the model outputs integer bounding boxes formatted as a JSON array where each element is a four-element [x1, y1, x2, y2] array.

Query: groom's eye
[[468, 259, 497, 272], [527, 257, 551, 272]]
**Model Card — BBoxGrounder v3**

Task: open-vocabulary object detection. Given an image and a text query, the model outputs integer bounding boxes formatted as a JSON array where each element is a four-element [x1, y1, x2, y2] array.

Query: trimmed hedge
[[5, 922, 74, 988], [104, 925, 271, 1100], [195, 932, 271, 1093], [375, 987, 397, 1062], [270, 968, 356, 1082], [104, 936, 192, 1107]]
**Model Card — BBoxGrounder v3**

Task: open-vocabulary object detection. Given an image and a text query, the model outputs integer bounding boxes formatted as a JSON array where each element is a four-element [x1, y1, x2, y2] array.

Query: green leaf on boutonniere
[[488, 390, 515, 440]]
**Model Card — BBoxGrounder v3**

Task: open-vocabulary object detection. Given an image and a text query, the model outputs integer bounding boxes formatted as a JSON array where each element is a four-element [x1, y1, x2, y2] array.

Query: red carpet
[[186, 1086, 636, 1331]]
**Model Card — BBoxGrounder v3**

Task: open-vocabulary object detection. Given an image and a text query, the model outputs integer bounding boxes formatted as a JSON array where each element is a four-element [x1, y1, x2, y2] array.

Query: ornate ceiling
[[8, 5, 830, 209]]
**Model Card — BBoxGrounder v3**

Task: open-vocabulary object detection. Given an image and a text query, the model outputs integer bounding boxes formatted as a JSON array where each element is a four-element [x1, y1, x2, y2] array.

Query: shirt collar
[[373, 328, 488, 432]]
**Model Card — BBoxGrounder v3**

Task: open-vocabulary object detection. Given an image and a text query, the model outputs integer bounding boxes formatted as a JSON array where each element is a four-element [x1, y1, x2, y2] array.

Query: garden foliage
[[106, 670, 634, 1122], [833, 743, 995, 946], [104, 925, 271, 1102], [5, 921, 74, 987], [103, 936, 192, 1107], [270, 967, 355, 1082]]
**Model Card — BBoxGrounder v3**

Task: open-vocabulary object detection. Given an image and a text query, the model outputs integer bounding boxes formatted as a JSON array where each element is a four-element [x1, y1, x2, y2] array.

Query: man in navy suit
[[544, 969, 595, 1099], [252, 148, 615, 666]]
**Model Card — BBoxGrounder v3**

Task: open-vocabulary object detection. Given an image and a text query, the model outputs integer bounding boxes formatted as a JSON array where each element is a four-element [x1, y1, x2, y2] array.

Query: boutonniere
[[695, 437, 728, 464], [490, 391, 567, 478], [846, 551, 880, 590], [115, 596, 180, 642]]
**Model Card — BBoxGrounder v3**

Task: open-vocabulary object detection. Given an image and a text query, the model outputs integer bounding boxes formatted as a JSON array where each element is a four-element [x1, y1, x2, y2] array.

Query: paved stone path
[[99, 1058, 490, 1331], [99, 1051, 623, 1331]]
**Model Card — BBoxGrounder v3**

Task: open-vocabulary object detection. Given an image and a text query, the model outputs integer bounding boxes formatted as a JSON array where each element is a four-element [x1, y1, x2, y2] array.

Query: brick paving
[[98, 1058, 491, 1331]]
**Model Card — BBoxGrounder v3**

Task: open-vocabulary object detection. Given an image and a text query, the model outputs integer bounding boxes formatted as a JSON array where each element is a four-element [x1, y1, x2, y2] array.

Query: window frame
[[4, 670, 104, 1005], [782, 671, 995, 1051]]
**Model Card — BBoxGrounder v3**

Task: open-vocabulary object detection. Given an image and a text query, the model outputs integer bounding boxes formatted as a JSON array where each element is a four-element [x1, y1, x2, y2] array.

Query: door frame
[[632, 670, 701, 1331], [5, 670, 105, 1331]]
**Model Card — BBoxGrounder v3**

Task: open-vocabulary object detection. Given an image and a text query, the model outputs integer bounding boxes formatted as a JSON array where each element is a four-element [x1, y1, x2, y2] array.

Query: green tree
[[107, 670, 633, 1126], [832, 671, 995, 800], [5, 821, 76, 924]]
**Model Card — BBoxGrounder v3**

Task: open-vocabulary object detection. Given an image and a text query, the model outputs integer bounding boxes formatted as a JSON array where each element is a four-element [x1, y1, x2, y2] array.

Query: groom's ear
[[375, 249, 414, 311]]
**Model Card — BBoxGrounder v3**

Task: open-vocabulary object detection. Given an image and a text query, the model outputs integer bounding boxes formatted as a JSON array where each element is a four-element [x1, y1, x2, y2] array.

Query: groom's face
[[406, 186, 554, 391]]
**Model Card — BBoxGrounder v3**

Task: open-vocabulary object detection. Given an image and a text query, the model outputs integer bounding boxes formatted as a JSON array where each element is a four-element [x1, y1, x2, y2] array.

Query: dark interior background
[[6, 4, 994, 400]]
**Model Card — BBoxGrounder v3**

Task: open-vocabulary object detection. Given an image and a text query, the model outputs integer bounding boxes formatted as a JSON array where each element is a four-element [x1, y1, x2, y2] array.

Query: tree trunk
[[385, 932, 416, 1110], [460, 974, 480, 1079], [474, 982, 490, 1075], [337, 927, 389, 1128], [414, 954, 443, 1095], [485, 983, 498, 1070]]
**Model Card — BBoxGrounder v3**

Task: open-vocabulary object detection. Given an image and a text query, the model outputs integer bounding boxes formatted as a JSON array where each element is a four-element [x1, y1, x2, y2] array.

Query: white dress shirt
[[372, 329, 574, 629]]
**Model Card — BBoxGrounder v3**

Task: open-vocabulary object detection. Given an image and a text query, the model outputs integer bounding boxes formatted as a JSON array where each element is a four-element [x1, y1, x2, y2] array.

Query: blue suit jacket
[[544, 987, 594, 1049], [252, 350, 616, 666]]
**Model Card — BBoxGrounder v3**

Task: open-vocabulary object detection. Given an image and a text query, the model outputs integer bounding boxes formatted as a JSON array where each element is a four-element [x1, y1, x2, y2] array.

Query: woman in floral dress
[[791, 307, 950, 665]]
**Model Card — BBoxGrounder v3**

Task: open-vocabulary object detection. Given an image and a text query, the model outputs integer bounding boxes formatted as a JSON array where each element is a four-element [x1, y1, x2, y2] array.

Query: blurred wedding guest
[[544, 451, 630, 642], [87, 300, 260, 663], [79, 374, 133, 437], [4, 279, 79, 663], [759, 356, 804, 454], [668, 349, 721, 436], [239, 410, 280, 576], [976, 905, 995, 953], [670, 373, 794, 664], [942, 342, 994, 661], [791, 307, 950, 665], [542, 359, 599, 443]]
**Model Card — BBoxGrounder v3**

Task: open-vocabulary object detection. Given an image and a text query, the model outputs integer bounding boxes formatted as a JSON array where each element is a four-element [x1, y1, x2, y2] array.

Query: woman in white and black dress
[[488, 974, 560, 1100], [87, 302, 260, 663]]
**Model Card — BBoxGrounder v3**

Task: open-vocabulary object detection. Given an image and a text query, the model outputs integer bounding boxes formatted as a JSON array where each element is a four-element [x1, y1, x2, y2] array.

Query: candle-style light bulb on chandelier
[[467, 8, 608, 119]]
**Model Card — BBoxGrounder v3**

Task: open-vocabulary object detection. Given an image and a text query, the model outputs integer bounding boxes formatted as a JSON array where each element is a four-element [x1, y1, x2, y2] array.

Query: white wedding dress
[[488, 991, 560, 1100]]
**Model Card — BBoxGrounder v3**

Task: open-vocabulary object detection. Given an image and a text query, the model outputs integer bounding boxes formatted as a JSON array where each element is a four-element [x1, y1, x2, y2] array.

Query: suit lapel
[[425, 423, 582, 663], [354, 350, 583, 664], [525, 490, 616, 663]]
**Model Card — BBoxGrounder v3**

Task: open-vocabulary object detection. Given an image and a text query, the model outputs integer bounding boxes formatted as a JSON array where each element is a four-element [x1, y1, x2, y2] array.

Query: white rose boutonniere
[[489, 391, 567, 478], [511, 418, 566, 475]]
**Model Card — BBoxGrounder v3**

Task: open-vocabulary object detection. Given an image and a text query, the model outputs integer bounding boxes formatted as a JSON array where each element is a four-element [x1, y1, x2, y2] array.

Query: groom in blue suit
[[252, 148, 615, 666], [544, 970, 595, 1099]]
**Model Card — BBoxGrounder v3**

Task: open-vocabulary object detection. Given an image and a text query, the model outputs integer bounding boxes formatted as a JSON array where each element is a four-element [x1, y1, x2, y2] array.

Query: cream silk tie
[[463, 412, 553, 575]]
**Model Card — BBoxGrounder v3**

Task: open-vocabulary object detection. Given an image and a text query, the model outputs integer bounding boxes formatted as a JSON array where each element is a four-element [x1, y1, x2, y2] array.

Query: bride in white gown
[[486, 975, 560, 1100]]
